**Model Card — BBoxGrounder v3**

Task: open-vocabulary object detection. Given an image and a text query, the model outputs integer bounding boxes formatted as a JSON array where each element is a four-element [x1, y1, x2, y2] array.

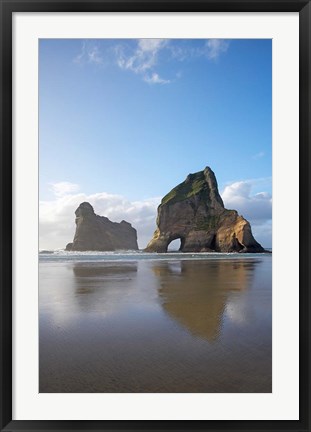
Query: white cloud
[[144, 72, 170, 85], [116, 39, 167, 73], [221, 179, 272, 247], [169, 39, 229, 62], [115, 39, 170, 84], [205, 39, 229, 60], [40, 191, 160, 250], [74, 42, 85, 63], [221, 180, 272, 222], [74, 39, 229, 83], [49, 182, 80, 197], [74, 41, 103, 65], [138, 39, 168, 53], [87, 46, 103, 64]]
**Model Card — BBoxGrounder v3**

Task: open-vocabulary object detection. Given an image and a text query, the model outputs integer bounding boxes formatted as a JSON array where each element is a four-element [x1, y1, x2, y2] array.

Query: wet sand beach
[[39, 254, 272, 393]]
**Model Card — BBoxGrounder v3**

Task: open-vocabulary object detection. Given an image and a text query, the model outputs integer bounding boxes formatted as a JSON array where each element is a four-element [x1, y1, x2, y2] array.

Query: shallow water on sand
[[39, 253, 272, 392]]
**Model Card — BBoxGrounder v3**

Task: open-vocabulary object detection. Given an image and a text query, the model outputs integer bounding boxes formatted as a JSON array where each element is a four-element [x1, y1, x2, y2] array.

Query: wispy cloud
[[49, 182, 80, 197], [169, 39, 230, 62], [87, 46, 103, 64], [205, 39, 229, 60], [74, 41, 103, 65], [144, 72, 170, 85], [116, 39, 168, 73], [138, 38, 168, 53], [252, 151, 265, 160], [74, 38, 230, 84], [115, 38, 169, 84]]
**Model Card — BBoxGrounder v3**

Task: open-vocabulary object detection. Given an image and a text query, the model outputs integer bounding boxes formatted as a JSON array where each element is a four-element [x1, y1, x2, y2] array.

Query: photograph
[[38, 38, 272, 393], [1, 0, 309, 429]]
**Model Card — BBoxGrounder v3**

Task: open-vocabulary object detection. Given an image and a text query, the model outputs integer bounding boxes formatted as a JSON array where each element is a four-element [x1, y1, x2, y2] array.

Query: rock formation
[[65, 202, 138, 251], [145, 167, 266, 253]]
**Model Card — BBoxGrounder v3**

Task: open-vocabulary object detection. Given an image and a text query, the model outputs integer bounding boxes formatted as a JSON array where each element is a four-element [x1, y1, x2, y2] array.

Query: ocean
[[39, 251, 272, 393]]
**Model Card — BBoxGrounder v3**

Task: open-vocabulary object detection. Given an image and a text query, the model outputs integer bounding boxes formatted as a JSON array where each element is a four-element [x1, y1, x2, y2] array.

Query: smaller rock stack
[[65, 202, 138, 251]]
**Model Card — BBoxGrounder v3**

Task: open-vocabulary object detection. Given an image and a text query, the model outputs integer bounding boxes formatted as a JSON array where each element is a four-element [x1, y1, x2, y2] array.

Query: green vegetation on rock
[[195, 215, 220, 231], [161, 171, 207, 205]]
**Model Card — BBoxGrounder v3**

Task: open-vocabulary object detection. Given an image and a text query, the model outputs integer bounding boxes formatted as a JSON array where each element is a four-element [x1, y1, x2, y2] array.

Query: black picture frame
[[1, 1, 310, 431]]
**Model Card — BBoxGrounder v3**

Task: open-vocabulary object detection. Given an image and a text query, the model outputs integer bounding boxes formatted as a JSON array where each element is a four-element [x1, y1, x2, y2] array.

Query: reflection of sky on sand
[[224, 258, 272, 327], [40, 261, 160, 327], [152, 260, 257, 342]]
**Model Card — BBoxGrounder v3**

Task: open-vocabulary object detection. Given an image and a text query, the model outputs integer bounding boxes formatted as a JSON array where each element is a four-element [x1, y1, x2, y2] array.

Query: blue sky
[[39, 38, 272, 249]]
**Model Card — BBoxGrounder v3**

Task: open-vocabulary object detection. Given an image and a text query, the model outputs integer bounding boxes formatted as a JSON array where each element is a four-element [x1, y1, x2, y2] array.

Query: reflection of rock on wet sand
[[73, 263, 137, 279], [72, 262, 138, 312], [153, 260, 257, 342]]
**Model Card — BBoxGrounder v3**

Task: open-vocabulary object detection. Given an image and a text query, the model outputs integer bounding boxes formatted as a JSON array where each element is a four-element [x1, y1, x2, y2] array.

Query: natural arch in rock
[[145, 167, 266, 253], [167, 237, 185, 252]]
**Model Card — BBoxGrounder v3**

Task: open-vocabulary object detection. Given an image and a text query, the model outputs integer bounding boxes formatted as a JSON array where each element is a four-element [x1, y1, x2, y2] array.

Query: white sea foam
[[38, 248, 271, 263]]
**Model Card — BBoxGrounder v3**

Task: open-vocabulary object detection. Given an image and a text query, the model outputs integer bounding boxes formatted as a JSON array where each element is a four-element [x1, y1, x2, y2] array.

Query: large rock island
[[145, 167, 265, 253], [66, 202, 138, 251]]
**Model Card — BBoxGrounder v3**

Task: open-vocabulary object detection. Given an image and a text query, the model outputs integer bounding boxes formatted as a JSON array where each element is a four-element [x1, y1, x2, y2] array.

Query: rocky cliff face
[[145, 167, 265, 253], [66, 202, 138, 251]]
